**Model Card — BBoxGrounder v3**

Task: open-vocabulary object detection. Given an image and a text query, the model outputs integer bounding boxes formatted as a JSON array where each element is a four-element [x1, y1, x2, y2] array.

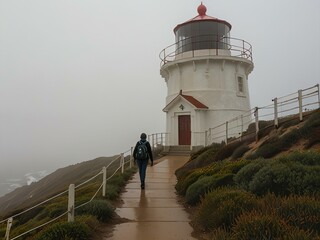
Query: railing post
[[273, 97, 279, 128], [225, 121, 228, 145], [121, 153, 125, 173], [298, 89, 303, 121], [152, 134, 155, 151], [205, 130, 208, 146], [317, 84, 320, 109], [254, 107, 259, 141], [161, 133, 164, 146], [102, 167, 106, 197], [68, 184, 75, 222], [5, 217, 13, 240], [240, 115, 244, 141], [130, 147, 134, 168]]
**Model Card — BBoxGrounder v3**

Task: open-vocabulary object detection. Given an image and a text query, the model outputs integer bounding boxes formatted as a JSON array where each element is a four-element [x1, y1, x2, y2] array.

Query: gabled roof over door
[[163, 90, 208, 112]]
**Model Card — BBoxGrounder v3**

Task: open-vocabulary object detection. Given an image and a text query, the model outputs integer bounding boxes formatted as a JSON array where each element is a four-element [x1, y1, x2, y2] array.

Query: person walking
[[133, 133, 153, 189]]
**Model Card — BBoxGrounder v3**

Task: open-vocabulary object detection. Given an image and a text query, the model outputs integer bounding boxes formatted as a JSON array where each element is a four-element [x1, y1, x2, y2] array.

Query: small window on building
[[238, 76, 244, 93]]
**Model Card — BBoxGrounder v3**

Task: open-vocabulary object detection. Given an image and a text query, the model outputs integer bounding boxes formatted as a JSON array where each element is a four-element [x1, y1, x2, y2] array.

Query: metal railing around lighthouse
[[159, 34, 253, 67]]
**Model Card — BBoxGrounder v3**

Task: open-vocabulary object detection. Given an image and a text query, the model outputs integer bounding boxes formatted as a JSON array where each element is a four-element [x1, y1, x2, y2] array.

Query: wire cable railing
[[204, 84, 319, 145], [1, 139, 169, 240]]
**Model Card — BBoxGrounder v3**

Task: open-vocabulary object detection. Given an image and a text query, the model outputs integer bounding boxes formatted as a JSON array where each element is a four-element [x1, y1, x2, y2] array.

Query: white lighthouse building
[[160, 3, 254, 149]]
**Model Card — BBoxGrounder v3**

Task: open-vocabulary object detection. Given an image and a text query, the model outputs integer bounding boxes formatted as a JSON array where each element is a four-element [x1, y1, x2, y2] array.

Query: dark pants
[[136, 159, 148, 185]]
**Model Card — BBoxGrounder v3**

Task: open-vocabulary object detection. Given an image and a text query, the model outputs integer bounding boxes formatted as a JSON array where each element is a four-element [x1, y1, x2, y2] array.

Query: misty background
[[0, 0, 319, 196]]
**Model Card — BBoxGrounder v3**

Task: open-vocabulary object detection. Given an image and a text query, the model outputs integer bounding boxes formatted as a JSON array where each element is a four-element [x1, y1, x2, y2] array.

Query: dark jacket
[[133, 140, 153, 162]]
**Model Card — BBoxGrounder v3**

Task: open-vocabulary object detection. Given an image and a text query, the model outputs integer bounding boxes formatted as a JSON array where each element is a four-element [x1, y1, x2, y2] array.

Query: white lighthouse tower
[[160, 3, 254, 149]]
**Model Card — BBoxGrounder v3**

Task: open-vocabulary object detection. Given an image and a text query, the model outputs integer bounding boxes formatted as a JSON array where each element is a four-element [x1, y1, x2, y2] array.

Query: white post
[[152, 134, 155, 151], [273, 97, 278, 127], [240, 115, 244, 141], [121, 153, 124, 174], [5, 217, 13, 240], [317, 84, 320, 109], [225, 121, 228, 145], [298, 89, 303, 121], [130, 147, 133, 168], [68, 184, 75, 222], [161, 133, 164, 146], [102, 167, 106, 197], [254, 107, 259, 141]]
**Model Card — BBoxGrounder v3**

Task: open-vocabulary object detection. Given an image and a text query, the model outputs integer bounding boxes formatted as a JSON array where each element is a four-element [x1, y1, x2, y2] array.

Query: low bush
[[231, 210, 287, 240], [249, 160, 320, 196], [249, 111, 320, 159], [193, 188, 257, 231], [231, 144, 250, 159], [35, 221, 91, 240], [185, 174, 234, 205], [234, 159, 267, 191], [104, 184, 120, 201], [214, 141, 244, 161], [277, 195, 320, 234], [176, 170, 203, 196], [208, 228, 230, 240], [76, 199, 114, 222]]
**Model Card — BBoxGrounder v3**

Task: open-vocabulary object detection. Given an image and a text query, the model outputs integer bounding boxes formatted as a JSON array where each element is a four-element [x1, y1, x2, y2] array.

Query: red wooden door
[[178, 115, 191, 145]]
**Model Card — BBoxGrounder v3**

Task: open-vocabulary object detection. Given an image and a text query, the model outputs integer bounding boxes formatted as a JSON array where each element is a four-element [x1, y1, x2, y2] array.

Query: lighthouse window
[[238, 76, 244, 93]]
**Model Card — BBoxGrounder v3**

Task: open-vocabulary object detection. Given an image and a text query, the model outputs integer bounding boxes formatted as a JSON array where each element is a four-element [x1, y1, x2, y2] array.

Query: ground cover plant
[[175, 112, 320, 239]]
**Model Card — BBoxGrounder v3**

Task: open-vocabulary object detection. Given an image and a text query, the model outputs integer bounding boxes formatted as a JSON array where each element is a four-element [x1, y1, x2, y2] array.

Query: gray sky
[[0, 0, 319, 176]]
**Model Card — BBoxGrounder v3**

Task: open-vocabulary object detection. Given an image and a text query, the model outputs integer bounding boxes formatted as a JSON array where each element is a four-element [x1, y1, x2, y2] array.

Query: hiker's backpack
[[136, 141, 149, 160]]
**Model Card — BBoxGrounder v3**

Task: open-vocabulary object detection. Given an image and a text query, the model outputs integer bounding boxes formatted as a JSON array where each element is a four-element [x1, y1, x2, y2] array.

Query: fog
[[0, 0, 319, 193]]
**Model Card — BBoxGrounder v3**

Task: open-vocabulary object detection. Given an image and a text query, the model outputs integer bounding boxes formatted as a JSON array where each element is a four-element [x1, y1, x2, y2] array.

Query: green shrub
[[234, 159, 267, 190], [249, 111, 320, 159], [231, 210, 287, 240], [208, 227, 231, 240], [185, 174, 234, 205], [175, 171, 203, 196], [231, 144, 250, 159], [193, 188, 257, 231], [107, 174, 126, 188], [277, 195, 320, 234], [282, 228, 316, 240], [104, 184, 120, 200], [76, 215, 99, 231], [76, 199, 114, 222], [249, 160, 320, 196], [218, 159, 249, 174], [35, 221, 91, 240], [214, 141, 244, 161]]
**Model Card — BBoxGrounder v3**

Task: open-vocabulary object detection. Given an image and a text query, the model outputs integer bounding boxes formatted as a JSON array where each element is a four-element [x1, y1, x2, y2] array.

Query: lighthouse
[[160, 3, 254, 149]]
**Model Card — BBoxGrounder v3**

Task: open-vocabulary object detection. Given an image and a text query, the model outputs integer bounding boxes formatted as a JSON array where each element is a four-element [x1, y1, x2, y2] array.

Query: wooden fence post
[[5, 217, 13, 240], [121, 153, 124, 174], [68, 184, 75, 222], [102, 167, 106, 197], [130, 147, 133, 168]]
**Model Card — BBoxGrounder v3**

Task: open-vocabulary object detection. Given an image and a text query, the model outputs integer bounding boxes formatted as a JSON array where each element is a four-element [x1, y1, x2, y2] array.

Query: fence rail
[[1, 135, 167, 240], [204, 84, 320, 146]]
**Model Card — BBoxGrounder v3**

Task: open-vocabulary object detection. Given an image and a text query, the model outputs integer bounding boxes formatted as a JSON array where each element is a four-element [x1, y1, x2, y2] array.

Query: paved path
[[105, 155, 197, 240]]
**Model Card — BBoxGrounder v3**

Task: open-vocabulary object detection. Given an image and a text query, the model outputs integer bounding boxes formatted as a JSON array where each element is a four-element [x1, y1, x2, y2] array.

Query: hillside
[[0, 156, 119, 218], [175, 109, 320, 239]]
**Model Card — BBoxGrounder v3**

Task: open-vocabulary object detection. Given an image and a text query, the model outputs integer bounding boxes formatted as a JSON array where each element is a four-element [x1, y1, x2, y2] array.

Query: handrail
[[1, 152, 131, 239], [159, 34, 253, 67], [204, 84, 319, 146]]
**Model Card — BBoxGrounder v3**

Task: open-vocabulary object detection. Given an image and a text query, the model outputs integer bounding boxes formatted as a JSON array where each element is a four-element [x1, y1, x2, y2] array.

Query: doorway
[[178, 115, 191, 145]]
